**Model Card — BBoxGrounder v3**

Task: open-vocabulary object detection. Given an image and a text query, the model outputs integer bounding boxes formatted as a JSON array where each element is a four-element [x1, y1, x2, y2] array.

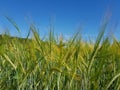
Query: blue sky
[[0, 0, 120, 40]]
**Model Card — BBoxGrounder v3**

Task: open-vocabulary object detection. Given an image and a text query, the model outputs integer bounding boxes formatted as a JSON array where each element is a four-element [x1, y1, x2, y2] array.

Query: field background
[[0, 18, 120, 90]]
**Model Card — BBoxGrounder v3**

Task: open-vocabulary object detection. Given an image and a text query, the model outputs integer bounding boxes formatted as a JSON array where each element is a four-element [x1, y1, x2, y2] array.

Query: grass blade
[[106, 73, 120, 89], [3, 54, 17, 70], [5, 16, 21, 33]]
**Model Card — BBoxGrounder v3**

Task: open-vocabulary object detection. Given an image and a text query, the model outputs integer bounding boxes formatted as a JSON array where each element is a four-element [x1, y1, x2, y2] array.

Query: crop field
[[0, 18, 120, 90]]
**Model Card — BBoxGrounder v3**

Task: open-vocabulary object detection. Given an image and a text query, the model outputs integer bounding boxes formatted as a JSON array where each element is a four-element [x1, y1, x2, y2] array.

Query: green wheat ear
[[5, 16, 21, 33], [88, 18, 108, 74]]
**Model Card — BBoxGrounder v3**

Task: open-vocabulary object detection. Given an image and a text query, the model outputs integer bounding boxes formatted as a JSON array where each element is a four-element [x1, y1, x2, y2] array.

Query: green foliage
[[0, 18, 120, 90]]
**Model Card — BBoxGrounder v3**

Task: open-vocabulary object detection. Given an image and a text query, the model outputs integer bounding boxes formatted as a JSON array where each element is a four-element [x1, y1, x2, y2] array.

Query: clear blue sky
[[0, 0, 120, 40]]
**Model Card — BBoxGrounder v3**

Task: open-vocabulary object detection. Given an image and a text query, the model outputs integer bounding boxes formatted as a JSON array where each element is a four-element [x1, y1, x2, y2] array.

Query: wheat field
[[0, 17, 120, 90]]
